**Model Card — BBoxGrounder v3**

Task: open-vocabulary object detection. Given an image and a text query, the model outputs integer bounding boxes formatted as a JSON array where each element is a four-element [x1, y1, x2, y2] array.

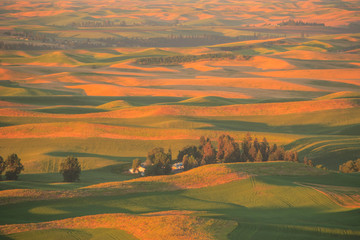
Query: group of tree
[[0, 154, 24, 180], [4, 30, 56, 42], [279, 19, 325, 27], [69, 20, 116, 28], [168, 133, 299, 173], [136, 53, 235, 65], [339, 159, 360, 173], [240, 133, 299, 163], [0, 41, 62, 50]]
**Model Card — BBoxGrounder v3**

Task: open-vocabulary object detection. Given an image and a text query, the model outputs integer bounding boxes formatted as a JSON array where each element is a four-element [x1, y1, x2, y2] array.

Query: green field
[[0, 162, 359, 239]]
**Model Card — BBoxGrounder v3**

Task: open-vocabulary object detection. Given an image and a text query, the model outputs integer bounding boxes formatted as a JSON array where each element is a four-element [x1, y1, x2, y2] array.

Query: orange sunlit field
[[0, 0, 359, 239]]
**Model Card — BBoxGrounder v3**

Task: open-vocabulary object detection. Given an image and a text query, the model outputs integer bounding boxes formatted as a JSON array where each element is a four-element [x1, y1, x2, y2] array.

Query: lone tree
[[4, 154, 24, 180], [0, 156, 5, 180], [60, 156, 81, 182]]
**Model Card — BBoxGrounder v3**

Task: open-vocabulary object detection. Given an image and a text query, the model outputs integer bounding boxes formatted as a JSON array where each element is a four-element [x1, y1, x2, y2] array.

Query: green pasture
[[0, 162, 359, 239]]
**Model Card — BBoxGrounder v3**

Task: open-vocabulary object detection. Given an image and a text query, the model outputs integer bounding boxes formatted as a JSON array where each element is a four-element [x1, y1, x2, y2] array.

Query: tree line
[[279, 19, 325, 27], [135, 53, 236, 65]]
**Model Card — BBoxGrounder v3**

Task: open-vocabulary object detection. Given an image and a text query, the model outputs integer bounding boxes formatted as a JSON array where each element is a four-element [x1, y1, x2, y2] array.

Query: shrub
[[60, 156, 81, 182], [339, 159, 360, 173]]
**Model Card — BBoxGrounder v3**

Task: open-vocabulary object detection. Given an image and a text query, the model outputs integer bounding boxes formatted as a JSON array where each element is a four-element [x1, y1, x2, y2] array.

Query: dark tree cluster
[[240, 133, 297, 163], [178, 136, 217, 171], [0, 154, 24, 180], [279, 19, 325, 27], [69, 20, 116, 28], [217, 134, 241, 163], [177, 133, 298, 172], [339, 159, 360, 173], [0, 41, 62, 50], [144, 147, 172, 176], [4, 30, 56, 42], [136, 53, 235, 65]]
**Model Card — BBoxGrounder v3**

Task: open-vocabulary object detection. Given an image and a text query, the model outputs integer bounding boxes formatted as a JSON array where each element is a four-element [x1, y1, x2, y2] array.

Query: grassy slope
[[5, 228, 138, 240], [0, 162, 359, 240]]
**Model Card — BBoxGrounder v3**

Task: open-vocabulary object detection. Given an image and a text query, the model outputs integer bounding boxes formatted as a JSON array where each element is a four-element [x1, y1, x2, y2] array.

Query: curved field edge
[[0, 211, 236, 240], [4, 228, 138, 240]]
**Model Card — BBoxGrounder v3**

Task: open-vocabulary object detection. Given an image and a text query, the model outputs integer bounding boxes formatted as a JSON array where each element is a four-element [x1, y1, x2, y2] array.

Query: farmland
[[0, 0, 360, 239]]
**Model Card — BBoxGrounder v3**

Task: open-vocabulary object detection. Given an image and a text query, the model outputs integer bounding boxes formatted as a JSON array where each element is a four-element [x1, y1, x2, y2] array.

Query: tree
[[268, 152, 276, 162], [240, 133, 252, 162], [304, 157, 314, 167], [248, 145, 257, 162], [199, 136, 209, 150], [217, 134, 241, 163], [183, 154, 199, 171], [307, 159, 314, 167], [201, 141, 217, 165], [253, 138, 260, 153], [60, 156, 81, 182], [303, 156, 308, 165], [273, 146, 285, 160], [4, 154, 24, 180], [260, 137, 270, 161], [355, 159, 360, 170], [177, 145, 202, 163], [132, 158, 142, 172], [255, 150, 263, 162], [145, 147, 172, 176], [285, 151, 298, 162], [0, 156, 5, 180]]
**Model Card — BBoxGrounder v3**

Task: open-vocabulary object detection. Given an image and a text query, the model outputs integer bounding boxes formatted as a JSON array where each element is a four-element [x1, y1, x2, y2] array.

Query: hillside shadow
[[46, 151, 129, 162], [196, 119, 360, 135], [0, 234, 12, 240], [0, 161, 141, 191]]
